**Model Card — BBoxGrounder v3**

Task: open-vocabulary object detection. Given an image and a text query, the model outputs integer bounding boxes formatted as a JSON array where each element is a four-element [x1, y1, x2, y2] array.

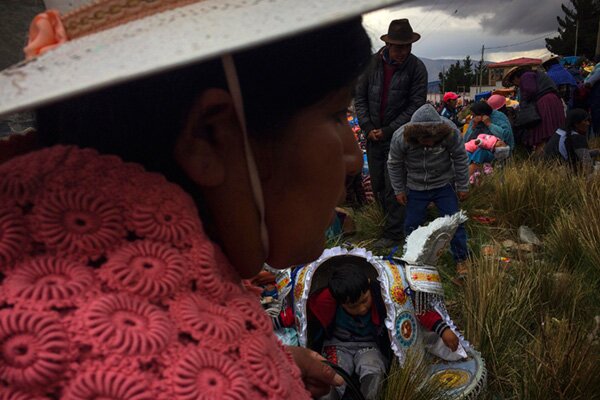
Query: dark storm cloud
[[403, 0, 564, 35]]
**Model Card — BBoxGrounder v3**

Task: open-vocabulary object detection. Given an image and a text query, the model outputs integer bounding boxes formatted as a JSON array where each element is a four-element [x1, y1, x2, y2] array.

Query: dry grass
[[460, 256, 543, 396], [480, 159, 583, 233], [518, 317, 600, 400], [546, 181, 600, 279], [352, 201, 386, 241], [383, 350, 446, 400]]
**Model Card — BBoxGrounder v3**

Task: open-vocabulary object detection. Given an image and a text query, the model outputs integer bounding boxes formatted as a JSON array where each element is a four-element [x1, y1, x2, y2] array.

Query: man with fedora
[[355, 18, 427, 248]]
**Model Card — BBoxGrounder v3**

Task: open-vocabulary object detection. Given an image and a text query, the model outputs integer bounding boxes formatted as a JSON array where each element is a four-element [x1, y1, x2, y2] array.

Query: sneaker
[[371, 237, 401, 249]]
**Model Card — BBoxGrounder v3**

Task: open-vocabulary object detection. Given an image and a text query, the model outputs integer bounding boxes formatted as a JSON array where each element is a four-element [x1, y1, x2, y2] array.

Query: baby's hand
[[442, 328, 459, 352]]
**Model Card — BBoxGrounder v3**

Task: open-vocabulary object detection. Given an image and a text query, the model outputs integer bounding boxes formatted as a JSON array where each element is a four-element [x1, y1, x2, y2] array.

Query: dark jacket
[[388, 104, 470, 194], [355, 50, 428, 142]]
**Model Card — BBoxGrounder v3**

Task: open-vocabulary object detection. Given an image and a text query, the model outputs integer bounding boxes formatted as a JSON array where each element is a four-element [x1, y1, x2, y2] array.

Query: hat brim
[[380, 32, 420, 45], [502, 66, 523, 88], [0, 0, 406, 118]]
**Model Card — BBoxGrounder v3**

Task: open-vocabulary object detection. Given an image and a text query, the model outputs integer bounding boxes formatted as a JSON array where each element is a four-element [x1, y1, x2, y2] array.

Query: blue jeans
[[404, 184, 468, 262]]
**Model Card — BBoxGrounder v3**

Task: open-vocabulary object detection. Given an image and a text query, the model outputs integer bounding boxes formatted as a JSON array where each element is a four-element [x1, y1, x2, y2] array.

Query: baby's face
[[341, 290, 373, 317]]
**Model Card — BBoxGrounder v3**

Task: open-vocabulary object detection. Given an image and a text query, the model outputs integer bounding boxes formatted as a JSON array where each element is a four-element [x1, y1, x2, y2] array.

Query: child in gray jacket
[[387, 104, 470, 272]]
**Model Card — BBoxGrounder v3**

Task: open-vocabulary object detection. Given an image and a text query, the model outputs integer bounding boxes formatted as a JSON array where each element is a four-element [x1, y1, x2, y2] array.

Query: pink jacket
[[465, 134, 500, 152]]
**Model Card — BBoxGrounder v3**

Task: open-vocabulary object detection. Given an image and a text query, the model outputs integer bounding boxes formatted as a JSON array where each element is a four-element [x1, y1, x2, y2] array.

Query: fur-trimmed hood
[[403, 104, 454, 145]]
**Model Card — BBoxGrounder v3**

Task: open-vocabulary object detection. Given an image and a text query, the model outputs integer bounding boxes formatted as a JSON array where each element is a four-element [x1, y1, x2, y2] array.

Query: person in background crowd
[[544, 108, 599, 173], [584, 56, 600, 136], [440, 91, 463, 129], [542, 54, 578, 109], [503, 66, 565, 153], [463, 101, 513, 181], [484, 95, 515, 149], [387, 104, 470, 276], [355, 18, 427, 249]]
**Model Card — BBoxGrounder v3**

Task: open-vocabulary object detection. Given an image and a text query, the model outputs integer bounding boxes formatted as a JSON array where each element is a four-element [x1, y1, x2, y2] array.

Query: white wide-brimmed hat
[[0, 0, 404, 118], [541, 53, 560, 66]]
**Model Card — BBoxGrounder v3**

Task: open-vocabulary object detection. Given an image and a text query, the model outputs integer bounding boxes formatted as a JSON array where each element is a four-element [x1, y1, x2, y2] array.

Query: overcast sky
[[364, 0, 566, 62]]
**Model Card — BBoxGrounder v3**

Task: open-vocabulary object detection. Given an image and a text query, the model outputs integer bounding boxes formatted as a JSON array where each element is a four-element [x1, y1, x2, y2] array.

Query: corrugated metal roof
[[488, 57, 542, 68]]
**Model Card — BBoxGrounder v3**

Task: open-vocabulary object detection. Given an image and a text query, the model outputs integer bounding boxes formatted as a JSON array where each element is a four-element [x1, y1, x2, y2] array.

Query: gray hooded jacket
[[388, 104, 469, 194]]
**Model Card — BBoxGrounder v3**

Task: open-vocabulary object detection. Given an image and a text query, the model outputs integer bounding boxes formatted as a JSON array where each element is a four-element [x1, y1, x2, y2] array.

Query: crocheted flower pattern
[[100, 240, 188, 299], [129, 200, 199, 246], [170, 347, 250, 400], [186, 242, 241, 301], [0, 309, 69, 388], [170, 292, 245, 350], [0, 205, 28, 268], [31, 190, 125, 258], [0, 146, 308, 399], [228, 294, 273, 335], [238, 334, 291, 398], [63, 367, 155, 400], [4, 256, 95, 309], [0, 386, 47, 400], [0, 170, 41, 206], [83, 294, 171, 356]]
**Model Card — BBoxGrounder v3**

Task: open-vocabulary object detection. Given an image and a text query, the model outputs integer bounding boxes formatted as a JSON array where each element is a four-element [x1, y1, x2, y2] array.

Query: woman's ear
[[174, 88, 239, 187], [173, 88, 266, 278]]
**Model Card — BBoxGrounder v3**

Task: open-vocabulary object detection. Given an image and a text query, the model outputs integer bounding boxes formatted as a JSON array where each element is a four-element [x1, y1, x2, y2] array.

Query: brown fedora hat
[[380, 19, 421, 45]]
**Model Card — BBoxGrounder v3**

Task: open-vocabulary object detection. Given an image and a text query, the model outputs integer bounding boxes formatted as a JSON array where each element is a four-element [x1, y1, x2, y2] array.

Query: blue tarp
[[474, 91, 492, 102], [560, 56, 580, 66]]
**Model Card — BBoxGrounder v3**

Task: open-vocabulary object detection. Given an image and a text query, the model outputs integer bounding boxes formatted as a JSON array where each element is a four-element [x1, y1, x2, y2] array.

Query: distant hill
[[419, 57, 460, 83], [418, 56, 491, 84]]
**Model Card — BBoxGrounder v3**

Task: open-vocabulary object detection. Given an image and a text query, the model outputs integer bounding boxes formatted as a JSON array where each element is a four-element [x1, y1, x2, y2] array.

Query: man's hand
[[396, 192, 407, 205], [368, 129, 383, 141], [457, 191, 469, 201], [442, 328, 459, 352], [482, 115, 492, 126], [286, 346, 343, 397]]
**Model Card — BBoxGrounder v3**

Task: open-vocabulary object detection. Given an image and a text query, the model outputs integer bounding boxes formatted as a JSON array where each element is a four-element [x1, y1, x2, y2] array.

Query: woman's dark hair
[[328, 263, 370, 304], [512, 66, 531, 79], [561, 108, 590, 170], [36, 17, 371, 182], [542, 58, 559, 69], [470, 101, 492, 116], [503, 66, 531, 87], [564, 108, 589, 133]]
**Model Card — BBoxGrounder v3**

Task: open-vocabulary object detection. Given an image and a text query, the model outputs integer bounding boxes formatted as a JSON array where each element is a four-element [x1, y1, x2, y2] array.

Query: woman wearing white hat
[[0, 0, 404, 398]]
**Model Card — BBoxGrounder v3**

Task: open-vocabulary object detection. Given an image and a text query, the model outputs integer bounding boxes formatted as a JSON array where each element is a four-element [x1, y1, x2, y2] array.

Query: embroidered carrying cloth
[[0, 145, 309, 399]]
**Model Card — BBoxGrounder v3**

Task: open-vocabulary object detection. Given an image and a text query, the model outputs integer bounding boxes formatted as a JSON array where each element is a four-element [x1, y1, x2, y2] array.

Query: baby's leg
[[354, 346, 386, 400], [321, 343, 355, 399]]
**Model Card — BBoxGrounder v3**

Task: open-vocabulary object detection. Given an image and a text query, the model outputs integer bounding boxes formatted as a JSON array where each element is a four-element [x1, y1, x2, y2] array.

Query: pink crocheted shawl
[[0, 145, 309, 399]]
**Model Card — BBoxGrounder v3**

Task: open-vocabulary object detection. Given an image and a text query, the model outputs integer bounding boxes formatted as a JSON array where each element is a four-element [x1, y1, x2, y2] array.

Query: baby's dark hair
[[328, 264, 370, 304]]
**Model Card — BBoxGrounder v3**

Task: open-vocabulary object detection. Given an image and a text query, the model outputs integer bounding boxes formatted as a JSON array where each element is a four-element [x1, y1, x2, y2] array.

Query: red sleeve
[[307, 288, 337, 328], [416, 310, 443, 331], [279, 306, 295, 327]]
